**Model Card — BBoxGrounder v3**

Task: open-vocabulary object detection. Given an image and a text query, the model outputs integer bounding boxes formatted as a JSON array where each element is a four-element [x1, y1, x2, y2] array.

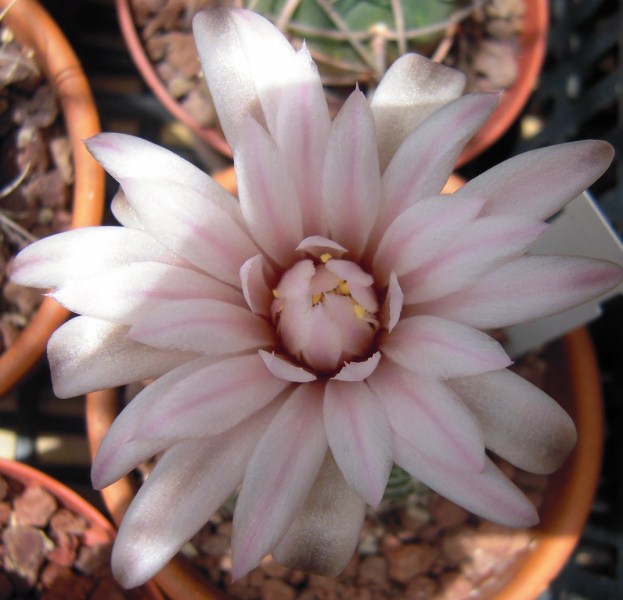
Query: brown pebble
[[261, 555, 290, 578], [3, 524, 53, 586], [387, 543, 439, 584], [14, 485, 57, 527], [441, 526, 478, 563], [428, 495, 469, 529], [261, 577, 296, 600], [90, 576, 127, 600], [357, 555, 387, 587], [404, 575, 439, 599], [50, 508, 88, 537]]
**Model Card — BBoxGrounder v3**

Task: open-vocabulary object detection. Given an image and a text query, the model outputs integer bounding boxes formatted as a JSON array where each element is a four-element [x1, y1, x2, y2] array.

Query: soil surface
[[0, 23, 73, 354], [129, 0, 526, 128], [0, 473, 127, 599]]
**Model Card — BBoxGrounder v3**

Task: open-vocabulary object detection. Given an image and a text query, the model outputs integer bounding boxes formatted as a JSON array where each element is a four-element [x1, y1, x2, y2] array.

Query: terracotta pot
[[116, 0, 547, 166], [0, 0, 105, 395], [0, 457, 163, 599], [84, 164, 601, 598], [86, 329, 603, 599], [457, 0, 548, 167]]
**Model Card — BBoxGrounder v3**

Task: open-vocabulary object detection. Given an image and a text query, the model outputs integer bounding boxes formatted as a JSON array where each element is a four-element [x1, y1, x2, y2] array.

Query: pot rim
[[0, 0, 106, 395], [115, 0, 548, 167]]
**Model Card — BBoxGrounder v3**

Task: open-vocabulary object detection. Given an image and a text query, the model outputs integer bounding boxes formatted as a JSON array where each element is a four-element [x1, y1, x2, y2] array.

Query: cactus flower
[[12, 7, 621, 589]]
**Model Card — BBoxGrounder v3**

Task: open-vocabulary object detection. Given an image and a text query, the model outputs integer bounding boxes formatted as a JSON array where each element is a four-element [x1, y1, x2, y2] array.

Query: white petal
[[52, 262, 244, 324], [449, 369, 577, 474], [324, 380, 392, 506], [455, 140, 614, 221], [240, 254, 276, 317], [259, 350, 316, 383], [110, 189, 142, 229], [418, 255, 623, 329], [232, 382, 328, 579], [296, 236, 348, 259], [92, 355, 289, 489], [128, 298, 275, 354], [401, 215, 548, 303], [332, 352, 381, 382], [380, 315, 511, 379], [367, 361, 485, 472], [193, 8, 305, 149], [372, 196, 483, 285], [370, 54, 466, 171], [275, 45, 331, 236], [234, 117, 303, 266], [87, 133, 243, 225], [48, 316, 193, 398], [323, 89, 381, 260], [380, 272, 403, 333], [272, 452, 365, 576], [120, 177, 258, 286], [111, 401, 280, 588], [11, 226, 181, 289], [393, 434, 538, 527], [374, 93, 498, 238]]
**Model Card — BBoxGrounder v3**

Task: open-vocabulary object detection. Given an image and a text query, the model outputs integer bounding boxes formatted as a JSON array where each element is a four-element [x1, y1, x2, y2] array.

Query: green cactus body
[[252, 0, 463, 84]]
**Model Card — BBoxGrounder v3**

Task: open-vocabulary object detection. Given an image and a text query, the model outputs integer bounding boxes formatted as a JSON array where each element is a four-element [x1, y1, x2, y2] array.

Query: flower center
[[271, 255, 379, 374]]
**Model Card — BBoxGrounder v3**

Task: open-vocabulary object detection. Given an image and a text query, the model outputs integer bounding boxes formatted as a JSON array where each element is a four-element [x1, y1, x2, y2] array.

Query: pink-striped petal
[[393, 434, 538, 527], [401, 215, 549, 303], [273, 452, 365, 576], [449, 369, 577, 474], [111, 400, 280, 588], [380, 272, 404, 333], [234, 117, 303, 266], [128, 298, 275, 354], [87, 133, 244, 225], [373, 93, 498, 239], [48, 316, 193, 399], [455, 140, 614, 221], [240, 254, 276, 317], [193, 8, 307, 149], [275, 45, 331, 236], [120, 177, 258, 286], [372, 196, 484, 285], [418, 255, 623, 329], [380, 315, 511, 379], [92, 355, 289, 489], [51, 262, 244, 325], [324, 380, 392, 506], [370, 54, 466, 171], [11, 226, 181, 289], [110, 189, 142, 229], [367, 361, 485, 472], [296, 236, 348, 259], [259, 350, 316, 383], [232, 382, 328, 579], [323, 89, 381, 260], [332, 352, 381, 382]]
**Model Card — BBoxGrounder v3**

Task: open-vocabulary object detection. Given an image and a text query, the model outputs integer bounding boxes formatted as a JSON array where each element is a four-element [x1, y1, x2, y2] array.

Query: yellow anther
[[320, 253, 332, 263], [312, 292, 324, 305], [272, 289, 280, 299], [353, 304, 366, 319], [336, 280, 350, 295]]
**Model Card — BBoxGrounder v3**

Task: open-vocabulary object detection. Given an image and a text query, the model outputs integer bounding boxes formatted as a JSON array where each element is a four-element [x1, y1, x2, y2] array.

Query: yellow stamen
[[312, 292, 324, 305], [353, 304, 366, 319], [336, 280, 350, 295], [320, 253, 332, 263], [272, 289, 280, 298]]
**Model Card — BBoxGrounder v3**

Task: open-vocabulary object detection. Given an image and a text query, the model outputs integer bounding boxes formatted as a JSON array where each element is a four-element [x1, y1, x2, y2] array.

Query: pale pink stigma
[[271, 255, 379, 373]]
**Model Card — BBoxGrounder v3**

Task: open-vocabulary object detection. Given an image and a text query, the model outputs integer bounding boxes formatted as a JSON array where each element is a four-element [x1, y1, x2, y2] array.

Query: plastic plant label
[[504, 192, 623, 358]]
